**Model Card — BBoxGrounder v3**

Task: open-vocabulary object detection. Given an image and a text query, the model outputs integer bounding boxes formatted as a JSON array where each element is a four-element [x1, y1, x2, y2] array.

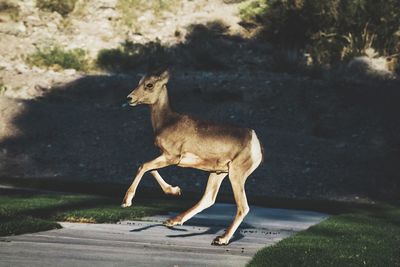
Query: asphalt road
[[0, 204, 328, 267]]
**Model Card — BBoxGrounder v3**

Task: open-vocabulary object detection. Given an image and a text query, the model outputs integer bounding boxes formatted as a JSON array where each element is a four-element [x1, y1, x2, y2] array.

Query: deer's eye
[[146, 83, 154, 89]]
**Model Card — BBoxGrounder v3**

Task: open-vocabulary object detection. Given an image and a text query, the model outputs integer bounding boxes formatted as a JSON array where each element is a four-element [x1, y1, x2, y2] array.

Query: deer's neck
[[150, 85, 175, 133]]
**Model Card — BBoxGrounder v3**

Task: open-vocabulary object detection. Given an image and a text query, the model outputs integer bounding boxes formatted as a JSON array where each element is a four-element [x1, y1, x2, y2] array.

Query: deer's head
[[127, 70, 170, 106]]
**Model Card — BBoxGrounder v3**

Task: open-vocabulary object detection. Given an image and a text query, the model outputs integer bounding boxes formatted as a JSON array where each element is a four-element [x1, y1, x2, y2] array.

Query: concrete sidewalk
[[0, 204, 328, 267]]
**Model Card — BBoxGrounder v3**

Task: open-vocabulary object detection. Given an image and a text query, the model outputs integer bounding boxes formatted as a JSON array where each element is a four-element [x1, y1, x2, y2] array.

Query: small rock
[[34, 84, 49, 92], [47, 22, 58, 31], [25, 15, 41, 25], [47, 69, 57, 75], [64, 69, 76, 75], [0, 21, 27, 36], [15, 64, 29, 74], [347, 55, 394, 78], [16, 22, 26, 33], [0, 61, 13, 71], [138, 16, 147, 22], [32, 66, 45, 73]]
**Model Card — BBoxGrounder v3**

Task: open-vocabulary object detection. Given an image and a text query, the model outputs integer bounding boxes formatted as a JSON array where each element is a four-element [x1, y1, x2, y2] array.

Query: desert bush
[[97, 21, 245, 71], [223, 0, 247, 3], [36, 0, 77, 17], [241, 0, 400, 65], [97, 40, 170, 71], [26, 46, 90, 71], [181, 21, 235, 70], [0, 80, 7, 95], [0, 0, 19, 20], [238, 0, 268, 26]]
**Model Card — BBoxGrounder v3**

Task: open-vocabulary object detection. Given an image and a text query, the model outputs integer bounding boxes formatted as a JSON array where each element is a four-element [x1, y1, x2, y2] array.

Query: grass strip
[[0, 191, 186, 236], [248, 202, 400, 266]]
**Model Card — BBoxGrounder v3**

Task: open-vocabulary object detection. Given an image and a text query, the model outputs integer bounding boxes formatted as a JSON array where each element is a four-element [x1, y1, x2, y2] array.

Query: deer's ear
[[159, 70, 170, 82], [138, 75, 146, 85]]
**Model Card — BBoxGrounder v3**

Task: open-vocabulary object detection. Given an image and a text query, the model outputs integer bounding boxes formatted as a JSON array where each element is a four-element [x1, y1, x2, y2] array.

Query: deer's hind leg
[[211, 131, 263, 245], [163, 172, 227, 227], [212, 146, 262, 245], [211, 164, 250, 246]]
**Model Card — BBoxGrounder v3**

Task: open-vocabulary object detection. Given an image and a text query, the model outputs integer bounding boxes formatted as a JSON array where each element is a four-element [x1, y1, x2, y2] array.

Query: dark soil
[[1, 71, 399, 202]]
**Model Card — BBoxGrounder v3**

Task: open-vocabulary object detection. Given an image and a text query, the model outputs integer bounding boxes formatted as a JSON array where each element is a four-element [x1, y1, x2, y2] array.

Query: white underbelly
[[177, 152, 229, 172]]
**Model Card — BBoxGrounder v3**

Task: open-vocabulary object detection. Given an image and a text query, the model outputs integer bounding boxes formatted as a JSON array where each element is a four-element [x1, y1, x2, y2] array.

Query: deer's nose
[[127, 95, 138, 106]]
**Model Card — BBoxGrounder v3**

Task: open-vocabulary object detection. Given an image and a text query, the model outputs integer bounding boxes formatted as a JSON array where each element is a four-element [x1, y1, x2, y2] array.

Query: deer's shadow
[[129, 223, 245, 243], [130, 223, 188, 232]]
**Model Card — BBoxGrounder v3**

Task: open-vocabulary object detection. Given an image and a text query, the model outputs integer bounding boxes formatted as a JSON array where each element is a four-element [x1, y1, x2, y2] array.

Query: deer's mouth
[[127, 97, 140, 106], [128, 100, 139, 106]]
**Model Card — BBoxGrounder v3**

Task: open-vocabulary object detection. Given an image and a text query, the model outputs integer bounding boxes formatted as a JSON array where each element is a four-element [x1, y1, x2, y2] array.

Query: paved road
[[0, 204, 328, 267]]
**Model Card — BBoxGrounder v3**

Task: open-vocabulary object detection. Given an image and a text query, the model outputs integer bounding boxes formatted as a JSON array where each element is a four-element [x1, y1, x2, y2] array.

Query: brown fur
[[122, 70, 264, 245]]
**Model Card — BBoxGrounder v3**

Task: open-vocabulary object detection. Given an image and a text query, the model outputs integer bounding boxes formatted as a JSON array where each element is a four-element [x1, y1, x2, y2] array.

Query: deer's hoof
[[211, 236, 229, 246], [163, 218, 181, 227], [121, 202, 132, 208], [170, 186, 182, 196]]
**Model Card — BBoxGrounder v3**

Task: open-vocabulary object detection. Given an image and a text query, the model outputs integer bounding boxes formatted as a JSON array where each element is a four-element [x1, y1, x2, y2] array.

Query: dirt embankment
[[1, 71, 399, 201]]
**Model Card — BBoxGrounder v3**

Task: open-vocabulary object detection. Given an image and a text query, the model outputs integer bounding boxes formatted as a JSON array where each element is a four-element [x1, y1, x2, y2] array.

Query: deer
[[122, 70, 264, 245]]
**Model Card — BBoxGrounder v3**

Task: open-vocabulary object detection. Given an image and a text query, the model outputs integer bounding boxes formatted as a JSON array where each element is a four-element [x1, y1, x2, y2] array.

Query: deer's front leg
[[122, 155, 171, 208], [150, 170, 182, 196]]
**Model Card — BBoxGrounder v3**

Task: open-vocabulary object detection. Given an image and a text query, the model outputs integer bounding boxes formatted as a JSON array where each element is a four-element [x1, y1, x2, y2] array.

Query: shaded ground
[[0, 203, 328, 267], [1, 0, 399, 203], [1, 71, 399, 201]]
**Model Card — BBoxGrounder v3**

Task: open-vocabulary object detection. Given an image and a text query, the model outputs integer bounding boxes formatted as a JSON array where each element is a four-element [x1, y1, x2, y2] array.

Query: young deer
[[122, 70, 264, 245]]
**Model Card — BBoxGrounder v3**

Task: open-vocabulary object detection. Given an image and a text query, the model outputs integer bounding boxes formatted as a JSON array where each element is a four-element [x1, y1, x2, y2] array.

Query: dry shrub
[[241, 0, 400, 65]]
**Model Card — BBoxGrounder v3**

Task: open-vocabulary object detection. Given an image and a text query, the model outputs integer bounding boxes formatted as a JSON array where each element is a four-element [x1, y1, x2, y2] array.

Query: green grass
[[0, 191, 186, 236], [2, 183, 399, 265], [0, 218, 61, 237], [248, 202, 400, 267], [26, 45, 90, 72]]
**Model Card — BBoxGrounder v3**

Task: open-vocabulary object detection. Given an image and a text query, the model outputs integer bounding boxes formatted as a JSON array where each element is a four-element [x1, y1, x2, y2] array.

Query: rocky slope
[[0, 0, 246, 99]]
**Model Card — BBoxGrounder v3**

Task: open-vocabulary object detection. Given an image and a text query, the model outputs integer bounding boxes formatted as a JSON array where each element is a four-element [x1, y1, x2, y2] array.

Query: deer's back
[[155, 114, 252, 166]]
